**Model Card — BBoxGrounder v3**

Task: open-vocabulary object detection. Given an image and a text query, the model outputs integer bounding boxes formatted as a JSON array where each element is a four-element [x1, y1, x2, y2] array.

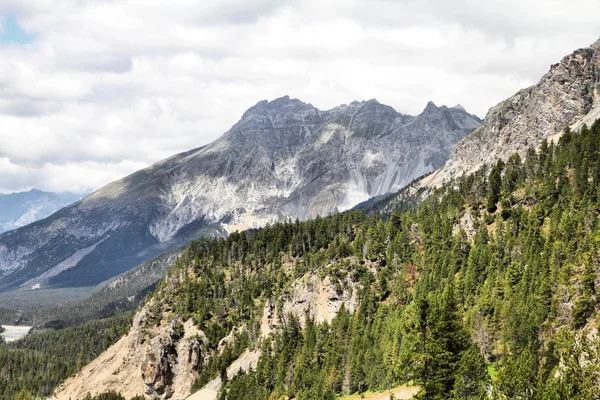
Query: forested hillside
[[0, 315, 130, 399], [115, 120, 600, 400]]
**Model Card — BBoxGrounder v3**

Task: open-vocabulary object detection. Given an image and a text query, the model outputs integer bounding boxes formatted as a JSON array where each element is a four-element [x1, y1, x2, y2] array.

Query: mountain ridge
[[55, 116, 600, 400], [428, 37, 600, 187], [0, 97, 480, 292]]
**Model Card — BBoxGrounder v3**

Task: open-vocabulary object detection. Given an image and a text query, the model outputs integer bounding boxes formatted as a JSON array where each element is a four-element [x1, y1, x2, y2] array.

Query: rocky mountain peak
[[266, 95, 310, 110], [362, 98, 381, 106], [423, 100, 439, 113], [352, 98, 397, 115], [429, 38, 600, 187], [239, 95, 316, 120], [0, 96, 480, 292]]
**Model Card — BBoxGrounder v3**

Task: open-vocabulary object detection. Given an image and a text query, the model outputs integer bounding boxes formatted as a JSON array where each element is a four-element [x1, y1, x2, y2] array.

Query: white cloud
[[0, 0, 598, 193]]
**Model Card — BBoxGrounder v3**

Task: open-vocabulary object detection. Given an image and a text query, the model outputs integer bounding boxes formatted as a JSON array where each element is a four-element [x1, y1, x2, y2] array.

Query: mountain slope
[[19, 249, 182, 328], [0, 189, 80, 234], [429, 38, 600, 187], [0, 97, 479, 292], [56, 120, 600, 400]]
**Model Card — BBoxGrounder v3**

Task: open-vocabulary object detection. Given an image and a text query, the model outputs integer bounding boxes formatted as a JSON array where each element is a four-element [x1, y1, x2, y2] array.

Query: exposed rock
[[0, 98, 479, 293], [430, 38, 600, 187], [217, 326, 246, 354], [261, 274, 358, 336], [187, 349, 262, 400], [452, 209, 476, 238], [54, 308, 206, 400], [260, 299, 276, 338]]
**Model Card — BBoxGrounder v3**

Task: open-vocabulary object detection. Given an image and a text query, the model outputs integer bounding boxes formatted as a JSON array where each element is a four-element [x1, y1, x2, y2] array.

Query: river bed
[[1, 325, 32, 342]]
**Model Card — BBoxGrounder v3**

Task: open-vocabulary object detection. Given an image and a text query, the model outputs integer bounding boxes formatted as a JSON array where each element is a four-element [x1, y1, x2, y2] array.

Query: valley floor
[[0, 325, 31, 342]]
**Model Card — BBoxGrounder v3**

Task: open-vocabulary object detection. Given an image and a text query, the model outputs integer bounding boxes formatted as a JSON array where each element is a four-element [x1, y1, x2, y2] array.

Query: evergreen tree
[[451, 344, 490, 400]]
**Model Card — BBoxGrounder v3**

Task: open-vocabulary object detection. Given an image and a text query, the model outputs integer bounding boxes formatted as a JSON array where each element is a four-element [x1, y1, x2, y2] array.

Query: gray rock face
[[0, 97, 479, 292], [142, 318, 206, 399], [0, 189, 80, 234], [430, 38, 600, 186]]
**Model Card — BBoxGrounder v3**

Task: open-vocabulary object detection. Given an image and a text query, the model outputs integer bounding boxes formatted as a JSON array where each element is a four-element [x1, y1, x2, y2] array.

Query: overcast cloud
[[0, 0, 598, 193]]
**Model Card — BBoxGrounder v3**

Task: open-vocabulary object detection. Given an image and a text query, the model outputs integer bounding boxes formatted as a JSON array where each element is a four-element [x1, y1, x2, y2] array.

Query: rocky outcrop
[[452, 209, 476, 238], [142, 319, 205, 399], [55, 270, 357, 400], [190, 273, 358, 400], [217, 326, 245, 354], [54, 307, 206, 400], [261, 274, 358, 337], [429, 38, 600, 187], [0, 97, 479, 293]]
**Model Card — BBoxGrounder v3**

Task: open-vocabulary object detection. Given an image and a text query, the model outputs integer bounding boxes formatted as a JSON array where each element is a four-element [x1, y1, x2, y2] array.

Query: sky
[[0, 0, 598, 194]]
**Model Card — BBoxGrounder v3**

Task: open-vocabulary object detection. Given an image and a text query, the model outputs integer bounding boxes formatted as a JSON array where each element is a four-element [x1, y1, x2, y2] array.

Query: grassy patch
[[488, 363, 499, 382], [338, 384, 419, 400]]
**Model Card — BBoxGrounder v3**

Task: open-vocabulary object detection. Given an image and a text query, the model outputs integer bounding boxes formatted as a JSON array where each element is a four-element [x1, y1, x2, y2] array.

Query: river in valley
[[1, 325, 32, 342]]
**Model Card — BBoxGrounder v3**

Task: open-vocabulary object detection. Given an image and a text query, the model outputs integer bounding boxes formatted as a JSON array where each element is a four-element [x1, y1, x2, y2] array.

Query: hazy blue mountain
[[0, 189, 81, 234]]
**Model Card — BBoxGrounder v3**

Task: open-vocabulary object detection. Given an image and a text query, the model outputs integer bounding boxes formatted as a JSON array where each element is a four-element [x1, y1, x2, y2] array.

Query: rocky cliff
[[54, 305, 207, 400], [54, 270, 359, 400], [429, 38, 600, 186]]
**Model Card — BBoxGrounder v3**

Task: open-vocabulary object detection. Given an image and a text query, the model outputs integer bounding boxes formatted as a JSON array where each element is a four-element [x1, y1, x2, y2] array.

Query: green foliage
[[0, 314, 130, 399], [487, 160, 504, 212], [451, 344, 489, 399], [494, 346, 538, 399], [104, 119, 600, 399], [82, 391, 145, 400]]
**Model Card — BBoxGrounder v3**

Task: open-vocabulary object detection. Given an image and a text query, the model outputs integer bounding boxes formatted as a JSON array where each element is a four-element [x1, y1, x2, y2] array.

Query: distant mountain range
[[0, 190, 81, 234], [0, 98, 480, 292]]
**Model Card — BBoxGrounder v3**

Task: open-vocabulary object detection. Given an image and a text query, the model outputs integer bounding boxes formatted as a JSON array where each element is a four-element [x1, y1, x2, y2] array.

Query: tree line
[[146, 121, 600, 399]]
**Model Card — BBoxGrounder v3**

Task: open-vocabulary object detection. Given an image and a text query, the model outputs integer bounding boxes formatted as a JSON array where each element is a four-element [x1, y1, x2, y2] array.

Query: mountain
[[5, 37, 600, 400], [28, 249, 182, 328], [367, 37, 600, 215], [0, 189, 81, 234], [429, 38, 600, 186], [0, 97, 480, 292], [55, 119, 600, 400]]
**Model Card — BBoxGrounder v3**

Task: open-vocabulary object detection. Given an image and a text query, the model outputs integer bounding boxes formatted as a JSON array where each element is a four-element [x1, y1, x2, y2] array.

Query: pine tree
[[451, 344, 489, 400], [571, 257, 597, 328], [495, 346, 538, 400], [487, 160, 504, 212]]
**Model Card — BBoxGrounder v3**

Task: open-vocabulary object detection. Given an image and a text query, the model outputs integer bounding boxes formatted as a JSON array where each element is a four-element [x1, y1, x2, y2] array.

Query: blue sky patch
[[0, 13, 35, 44]]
